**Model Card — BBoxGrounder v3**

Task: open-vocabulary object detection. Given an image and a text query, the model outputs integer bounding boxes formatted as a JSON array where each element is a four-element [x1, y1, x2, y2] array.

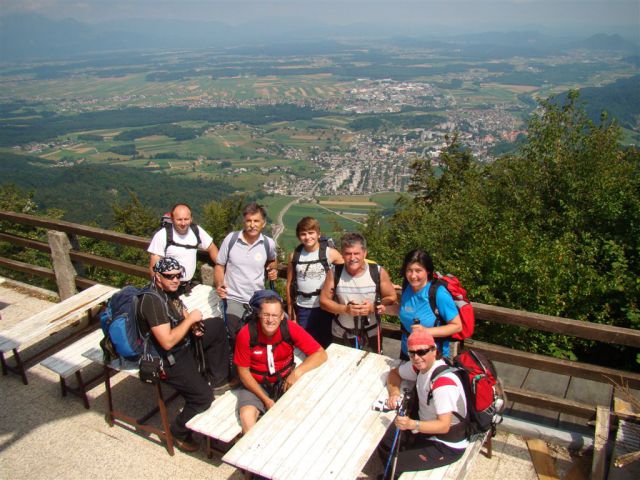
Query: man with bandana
[[138, 257, 229, 452]]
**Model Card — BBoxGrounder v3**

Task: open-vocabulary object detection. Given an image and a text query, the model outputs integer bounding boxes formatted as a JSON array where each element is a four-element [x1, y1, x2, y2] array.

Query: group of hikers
[[140, 201, 469, 478]]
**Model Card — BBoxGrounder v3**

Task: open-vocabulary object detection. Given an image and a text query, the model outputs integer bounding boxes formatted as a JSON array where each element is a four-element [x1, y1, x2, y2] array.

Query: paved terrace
[[0, 277, 580, 480]]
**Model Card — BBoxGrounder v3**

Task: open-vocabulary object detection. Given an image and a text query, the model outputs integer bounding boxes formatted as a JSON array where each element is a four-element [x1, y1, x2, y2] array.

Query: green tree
[[365, 92, 640, 369], [201, 196, 245, 246], [112, 191, 157, 237]]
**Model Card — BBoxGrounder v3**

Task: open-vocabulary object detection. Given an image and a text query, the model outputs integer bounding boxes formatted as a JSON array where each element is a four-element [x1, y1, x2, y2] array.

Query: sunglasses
[[408, 347, 435, 357], [160, 272, 182, 280]]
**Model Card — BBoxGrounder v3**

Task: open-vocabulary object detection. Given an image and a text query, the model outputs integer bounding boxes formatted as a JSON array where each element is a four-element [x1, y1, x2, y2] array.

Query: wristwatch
[[411, 420, 420, 434]]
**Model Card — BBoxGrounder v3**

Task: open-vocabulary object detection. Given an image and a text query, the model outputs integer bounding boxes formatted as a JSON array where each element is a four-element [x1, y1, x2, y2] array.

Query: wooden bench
[[398, 432, 490, 480], [0, 284, 117, 385], [39, 328, 105, 409], [83, 346, 179, 456], [186, 388, 242, 458]]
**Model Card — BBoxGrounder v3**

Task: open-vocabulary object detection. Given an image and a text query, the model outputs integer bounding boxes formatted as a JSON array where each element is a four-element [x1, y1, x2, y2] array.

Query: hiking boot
[[173, 436, 200, 453], [213, 377, 240, 395]]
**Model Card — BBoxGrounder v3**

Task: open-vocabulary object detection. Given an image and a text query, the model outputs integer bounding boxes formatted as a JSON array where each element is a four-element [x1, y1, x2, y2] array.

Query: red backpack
[[428, 349, 506, 437], [427, 273, 474, 341]]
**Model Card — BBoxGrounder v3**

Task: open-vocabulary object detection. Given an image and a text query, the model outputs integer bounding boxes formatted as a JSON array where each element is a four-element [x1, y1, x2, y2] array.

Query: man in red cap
[[380, 329, 468, 474]]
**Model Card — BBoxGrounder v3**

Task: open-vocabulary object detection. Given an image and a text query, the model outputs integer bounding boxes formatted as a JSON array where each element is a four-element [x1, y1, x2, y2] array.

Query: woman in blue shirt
[[388, 249, 462, 360]]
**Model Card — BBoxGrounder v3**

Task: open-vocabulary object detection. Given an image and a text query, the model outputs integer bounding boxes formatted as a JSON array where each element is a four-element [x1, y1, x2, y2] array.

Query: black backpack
[[159, 223, 202, 255], [289, 238, 331, 303]]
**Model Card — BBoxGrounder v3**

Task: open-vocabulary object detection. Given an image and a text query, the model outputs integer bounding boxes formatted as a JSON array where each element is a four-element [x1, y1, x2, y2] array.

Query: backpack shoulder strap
[[292, 244, 304, 267], [225, 231, 240, 262], [369, 262, 381, 301], [428, 279, 445, 326], [263, 234, 274, 261], [280, 319, 293, 346], [190, 223, 202, 247], [333, 263, 344, 297], [248, 319, 259, 349], [290, 244, 304, 298], [164, 224, 173, 255], [427, 363, 458, 404], [318, 240, 329, 271]]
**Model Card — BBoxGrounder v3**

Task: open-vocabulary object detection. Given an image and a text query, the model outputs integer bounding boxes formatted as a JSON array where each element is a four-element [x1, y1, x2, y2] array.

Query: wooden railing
[[1, 210, 639, 422]]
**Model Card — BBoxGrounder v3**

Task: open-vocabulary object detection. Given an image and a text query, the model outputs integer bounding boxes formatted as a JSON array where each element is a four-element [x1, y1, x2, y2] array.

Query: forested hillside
[[363, 92, 640, 370], [0, 152, 235, 225]]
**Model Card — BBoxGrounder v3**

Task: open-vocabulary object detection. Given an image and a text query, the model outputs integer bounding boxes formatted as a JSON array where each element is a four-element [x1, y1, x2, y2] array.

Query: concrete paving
[[0, 277, 565, 480]]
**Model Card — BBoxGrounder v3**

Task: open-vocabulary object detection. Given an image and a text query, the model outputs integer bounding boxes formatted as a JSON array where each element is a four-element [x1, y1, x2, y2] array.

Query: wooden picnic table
[[0, 283, 117, 384], [222, 343, 399, 480]]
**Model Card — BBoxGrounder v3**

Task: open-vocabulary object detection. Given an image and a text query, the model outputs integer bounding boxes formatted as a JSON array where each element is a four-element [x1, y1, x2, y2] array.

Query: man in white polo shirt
[[215, 202, 278, 346], [148, 203, 218, 295]]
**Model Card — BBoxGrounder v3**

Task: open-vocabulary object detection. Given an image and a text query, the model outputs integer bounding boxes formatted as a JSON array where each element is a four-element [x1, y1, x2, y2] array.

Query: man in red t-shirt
[[234, 291, 327, 433]]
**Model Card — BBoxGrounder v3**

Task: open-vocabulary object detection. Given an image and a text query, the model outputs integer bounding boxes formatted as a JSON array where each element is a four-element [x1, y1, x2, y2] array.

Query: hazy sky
[[2, 0, 639, 32]]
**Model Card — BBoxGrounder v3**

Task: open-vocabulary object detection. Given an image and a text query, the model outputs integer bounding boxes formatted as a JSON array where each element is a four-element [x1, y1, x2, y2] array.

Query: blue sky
[[2, 0, 638, 33]]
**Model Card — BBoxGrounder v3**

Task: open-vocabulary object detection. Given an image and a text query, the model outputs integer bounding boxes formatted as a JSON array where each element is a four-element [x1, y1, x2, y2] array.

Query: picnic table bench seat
[[0, 283, 117, 385], [83, 346, 179, 456], [186, 389, 243, 457], [39, 328, 105, 409], [398, 431, 490, 480]]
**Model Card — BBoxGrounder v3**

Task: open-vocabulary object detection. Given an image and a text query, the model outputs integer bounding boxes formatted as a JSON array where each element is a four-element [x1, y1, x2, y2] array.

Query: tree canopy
[[364, 92, 640, 369]]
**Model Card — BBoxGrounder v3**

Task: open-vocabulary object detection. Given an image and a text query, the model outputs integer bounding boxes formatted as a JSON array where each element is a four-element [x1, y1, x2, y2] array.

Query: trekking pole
[[384, 388, 410, 480], [221, 298, 234, 377], [375, 293, 382, 355]]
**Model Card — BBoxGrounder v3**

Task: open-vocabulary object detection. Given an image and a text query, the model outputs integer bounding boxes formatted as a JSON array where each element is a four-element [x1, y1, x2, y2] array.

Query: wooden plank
[[0, 256, 55, 280], [0, 284, 116, 351], [186, 389, 242, 443], [0, 210, 149, 249], [559, 377, 612, 433], [517, 368, 569, 425], [472, 303, 640, 347], [292, 352, 397, 479], [222, 344, 357, 472], [467, 340, 640, 390], [0, 232, 51, 252], [398, 433, 488, 480], [68, 250, 148, 278], [526, 438, 559, 480], [591, 405, 611, 480], [83, 346, 139, 375], [504, 387, 595, 418], [40, 328, 104, 378]]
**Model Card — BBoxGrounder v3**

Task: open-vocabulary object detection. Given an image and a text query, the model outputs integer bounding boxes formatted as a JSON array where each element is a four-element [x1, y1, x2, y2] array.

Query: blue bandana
[[153, 257, 184, 274]]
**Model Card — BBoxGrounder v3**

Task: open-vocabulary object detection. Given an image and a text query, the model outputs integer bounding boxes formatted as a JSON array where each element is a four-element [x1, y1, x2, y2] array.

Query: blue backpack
[[100, 285, 162, 361]]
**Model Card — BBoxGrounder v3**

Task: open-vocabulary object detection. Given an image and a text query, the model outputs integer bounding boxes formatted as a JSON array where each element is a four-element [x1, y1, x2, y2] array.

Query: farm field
[[272, 193, 402, 251]]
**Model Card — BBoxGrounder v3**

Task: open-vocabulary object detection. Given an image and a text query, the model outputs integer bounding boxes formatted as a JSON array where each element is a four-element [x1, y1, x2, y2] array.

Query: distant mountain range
[[1, 13, 638, 62]]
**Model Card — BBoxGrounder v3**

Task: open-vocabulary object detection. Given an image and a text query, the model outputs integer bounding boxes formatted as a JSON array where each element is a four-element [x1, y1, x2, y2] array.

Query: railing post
[[201, 264, 214, 286], [68, 233, 86, 277], [47, 230, 78, 300]]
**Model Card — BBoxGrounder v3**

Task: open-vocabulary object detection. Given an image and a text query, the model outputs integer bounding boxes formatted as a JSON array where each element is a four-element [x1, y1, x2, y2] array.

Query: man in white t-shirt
[[148, 203, 218, 294], [381, 329, 468, 474]]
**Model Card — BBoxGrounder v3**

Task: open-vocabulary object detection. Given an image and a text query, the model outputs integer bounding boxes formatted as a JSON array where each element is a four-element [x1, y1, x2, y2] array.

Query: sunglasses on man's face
[[160, 272, 182, 280], [408, 347, 435, 357]]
